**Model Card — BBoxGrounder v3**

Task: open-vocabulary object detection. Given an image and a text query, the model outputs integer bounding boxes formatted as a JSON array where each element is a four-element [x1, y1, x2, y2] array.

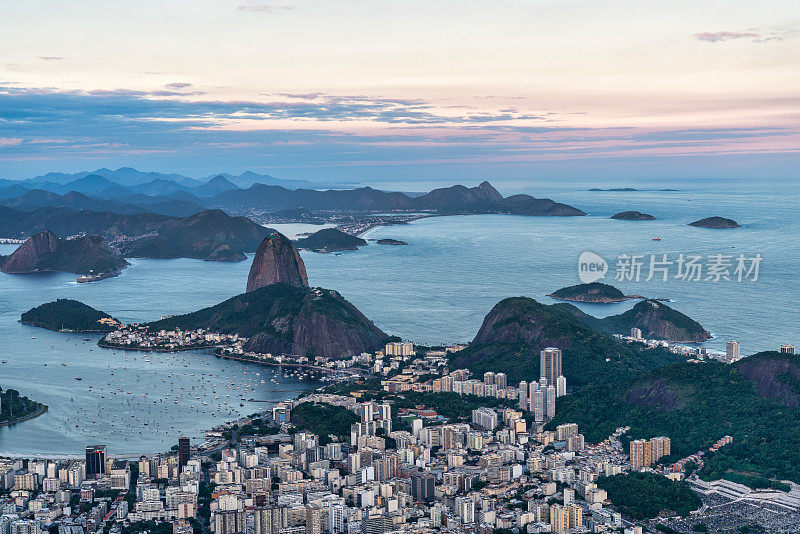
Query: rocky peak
[[0, 230, 60, 273], [476, 181, 504, 203], [246, 232, 309, 292]]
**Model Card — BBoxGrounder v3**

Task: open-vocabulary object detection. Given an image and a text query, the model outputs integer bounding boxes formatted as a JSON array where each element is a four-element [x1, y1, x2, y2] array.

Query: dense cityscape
[[3, 340, 799, 534]]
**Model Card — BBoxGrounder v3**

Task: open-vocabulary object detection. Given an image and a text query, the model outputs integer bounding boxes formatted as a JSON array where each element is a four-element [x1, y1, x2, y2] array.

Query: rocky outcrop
[[447, 297, 681, 387], [689, 216, 740, 229], [1, 230, 128, 275], [377, 239, 408, 245], [147, 284, 387, 359], [737, 352, 800, 408], [600, 300, 711, 342], [243, 288, 387, 358], [246, 233, 309, 291], [500, 195, 586, 216], [611, 211, 656, 221], [1, 230, 59, 272]]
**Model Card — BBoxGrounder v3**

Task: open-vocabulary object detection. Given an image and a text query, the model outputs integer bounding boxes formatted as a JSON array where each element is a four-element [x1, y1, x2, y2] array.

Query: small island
[[1, 386, 48, 427], [204, 245, 247, 262], [589, 187, 638, 192], [21, 299, 121, 332], [689, 216, 740, 229], [376, 238, 408, 246], [294, 228, 367, 252], [611, 211, 656, 221], [548, 282, 628, 303]]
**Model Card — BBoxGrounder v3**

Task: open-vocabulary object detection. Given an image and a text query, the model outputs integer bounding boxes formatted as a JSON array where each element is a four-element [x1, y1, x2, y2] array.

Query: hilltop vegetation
[[556, 299, 711, 342], [21, 299, 118, 332], [0, 387, 47, 425], [548, 352, 800, 482], [598, 472, 700, 520], [449, 297, 681, 388], [291, 402, 359, 444], [119, 209, 272, 261], [548, 282, 627, 303]]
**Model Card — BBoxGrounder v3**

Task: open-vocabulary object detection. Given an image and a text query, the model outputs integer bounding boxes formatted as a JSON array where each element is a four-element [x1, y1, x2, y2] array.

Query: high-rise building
[[546, 385, 556, 419], [549, 505, 569, 534], [215, 510, 245, 534], [780, 344, 795, 355], [556, 423, 578, 441], [361, 515, 394, 534], [540, 348, 563, 386], [471, 407, 498, 430], [455, 496, 475, 524], [411, 471, 435, 502], [272, 402, 291, 424], [556, 375, 567, 398], [726, 341, 741, 363], [384, 342, 414, 356], [630, 436, 671, 470], [518, 381, 528, 411], [528, 381, 538, 413], [85, 445, 107, 479], [178, 437, 190, 472], [566, 434, 585, 452], [483, 372, 495, 385], [254, 507, 290, 534], [328, 504, 347, 534], [495, 372, 507, 389], [305, 504, 322, 534], [631, 327, 642, 339], [549, 504, 582, 534], [533, 390, 545, 423]]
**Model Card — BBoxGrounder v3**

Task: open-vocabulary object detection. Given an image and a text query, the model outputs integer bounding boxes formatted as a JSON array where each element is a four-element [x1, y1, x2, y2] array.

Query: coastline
[[547, 295, 629, 303], [97, 340, 223, 353], [0, 403, 49, 429], [19, 321, 113, 333], [214, 350, 339, 374]]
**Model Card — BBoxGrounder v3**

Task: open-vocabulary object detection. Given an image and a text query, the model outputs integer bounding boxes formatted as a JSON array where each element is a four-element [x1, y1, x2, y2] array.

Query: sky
[[1, 0, 799, 186]]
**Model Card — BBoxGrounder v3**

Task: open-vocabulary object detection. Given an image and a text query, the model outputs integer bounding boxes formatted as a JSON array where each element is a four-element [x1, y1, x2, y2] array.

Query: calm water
[[1, 180, 798, 456], [303, 181, 800, 351], [0, 256, 319, 458]]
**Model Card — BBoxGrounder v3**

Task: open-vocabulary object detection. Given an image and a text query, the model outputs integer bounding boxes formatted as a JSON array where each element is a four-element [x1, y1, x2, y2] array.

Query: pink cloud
[[694, 31, 762, 43]]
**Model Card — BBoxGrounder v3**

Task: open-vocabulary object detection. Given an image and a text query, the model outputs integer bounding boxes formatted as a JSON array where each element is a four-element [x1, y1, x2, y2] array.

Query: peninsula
[[21, 299, 120, 332], [0, 386, 48, 427], [0, 230, 128, 280]]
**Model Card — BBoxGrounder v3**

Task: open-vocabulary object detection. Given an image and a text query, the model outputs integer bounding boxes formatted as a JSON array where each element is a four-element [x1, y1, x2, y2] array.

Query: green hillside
[[449, 297, 681, 388], [548, 352, 800, 482]]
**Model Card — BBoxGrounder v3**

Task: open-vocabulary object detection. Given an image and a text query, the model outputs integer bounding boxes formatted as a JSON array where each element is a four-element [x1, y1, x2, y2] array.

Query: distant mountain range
[[0, 207, 273, 262], [20, 167, 324, 189], [0, 170, 585, 220]]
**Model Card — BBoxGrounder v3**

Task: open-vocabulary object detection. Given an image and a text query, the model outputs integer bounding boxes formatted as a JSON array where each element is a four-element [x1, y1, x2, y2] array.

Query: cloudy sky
[[1, 0, 798, 185]]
